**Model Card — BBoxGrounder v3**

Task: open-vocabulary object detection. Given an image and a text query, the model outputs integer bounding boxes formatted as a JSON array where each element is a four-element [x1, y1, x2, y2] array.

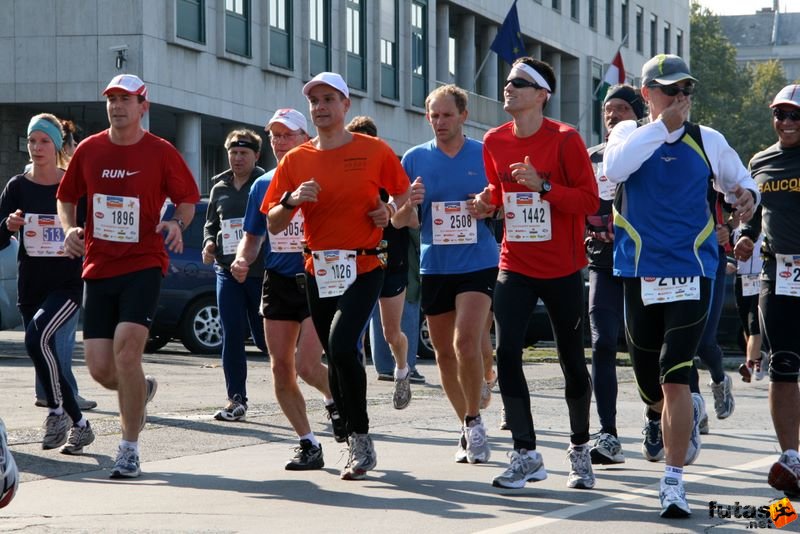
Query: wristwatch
[[540, 180, 552, 195], [280, 191, 295, 210]]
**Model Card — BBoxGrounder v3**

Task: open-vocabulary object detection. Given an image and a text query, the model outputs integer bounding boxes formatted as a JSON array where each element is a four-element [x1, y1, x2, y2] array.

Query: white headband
[[512, 63, 553, 100]]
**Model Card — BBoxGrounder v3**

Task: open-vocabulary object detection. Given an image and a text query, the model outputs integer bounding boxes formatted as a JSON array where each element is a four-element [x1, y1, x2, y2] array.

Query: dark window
[[635, 6, 643, 53], [570, 0, 579, 21], [177, 0, 205, 43], [310, 0, 330, 75], [269, 0, 292, 69], [605, 0, 613, 37], [621, 0, 629, 46], [650, 14, 658, 57], [380, 0, 399, 99], [663, 22, 671, 54], [346, 0, 366, 91], [225, 0, 250, 57], [411, 0, 427, 108], [676, 29, 684, 57], [589, 0, 597, 30]]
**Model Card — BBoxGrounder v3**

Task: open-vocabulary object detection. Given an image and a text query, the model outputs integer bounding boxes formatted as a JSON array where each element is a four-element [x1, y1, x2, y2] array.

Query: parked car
[[0, 237, 21, 331], [146, 200, 220, 354]]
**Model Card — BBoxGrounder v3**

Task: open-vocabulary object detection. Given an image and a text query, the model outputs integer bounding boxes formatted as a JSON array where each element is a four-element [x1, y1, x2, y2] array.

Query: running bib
[[23, 213, 65, 257], [593, 162, 616, 201], [92, 194, 139, 243], [504, 192, 551, 242], [312, 249, 356, 298], [775, 253, 800, 297], [431, 201, 476, 245], [268, 210, 304, 253], [221, 217, 244, 255], [641, 276, 700, 306], [740, 274, 760, 297]]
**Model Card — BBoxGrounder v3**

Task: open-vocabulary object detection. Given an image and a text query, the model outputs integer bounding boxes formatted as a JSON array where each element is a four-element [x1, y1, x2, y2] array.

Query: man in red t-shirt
[[57, 74, 200, 479], [263, 72, 413, 481], [473, 57, 599, 491]]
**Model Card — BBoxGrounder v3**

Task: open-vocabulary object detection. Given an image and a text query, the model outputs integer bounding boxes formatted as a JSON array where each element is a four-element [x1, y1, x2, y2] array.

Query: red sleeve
[[544, 131, 599, 215], [381, 142, 411, 195], [482, 137, 503, 207], [163, 145, 201, 205], [57, 147, 87, 203]]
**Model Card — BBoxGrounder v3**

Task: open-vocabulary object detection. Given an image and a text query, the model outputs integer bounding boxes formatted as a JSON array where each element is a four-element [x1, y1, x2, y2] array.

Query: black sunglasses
[[648, 82, 696, 96], [773, 108, 800, 122], [506, 78, 543, 90]]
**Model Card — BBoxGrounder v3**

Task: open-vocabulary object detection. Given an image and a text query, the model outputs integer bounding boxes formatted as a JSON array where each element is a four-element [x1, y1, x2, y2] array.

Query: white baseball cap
[[266, 108, 308, 133], [770, 84, 800, 109], [103, 74, 148, 100], [302, 72, 349, 99]]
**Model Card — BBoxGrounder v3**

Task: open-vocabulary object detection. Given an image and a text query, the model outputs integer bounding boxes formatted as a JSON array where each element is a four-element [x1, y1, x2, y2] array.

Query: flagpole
[[472, 49, 493, 92], [593, 34, 629, 97]]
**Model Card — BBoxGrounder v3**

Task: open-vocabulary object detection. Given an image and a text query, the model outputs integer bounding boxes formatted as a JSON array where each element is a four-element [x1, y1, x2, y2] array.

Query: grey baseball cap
[[641, 54, 698, 86]]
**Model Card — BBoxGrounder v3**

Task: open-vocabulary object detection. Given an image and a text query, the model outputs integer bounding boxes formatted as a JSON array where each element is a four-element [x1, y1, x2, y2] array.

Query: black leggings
[[623, 277, 712, 406], [495, 269, 591, 450], [759, 281, 800, 383], [21, 292, 82, 423], [306, 268, 384, 435]]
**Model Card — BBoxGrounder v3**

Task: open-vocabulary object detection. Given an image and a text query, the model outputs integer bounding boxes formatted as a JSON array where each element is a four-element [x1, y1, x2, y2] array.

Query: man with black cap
[[604, 54, 759, 518], [585, 83, 644, 467]]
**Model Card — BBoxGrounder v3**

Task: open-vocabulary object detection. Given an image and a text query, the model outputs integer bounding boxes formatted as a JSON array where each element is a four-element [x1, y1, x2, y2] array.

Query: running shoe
[[660, 476, 691, 518], [392, 373, 411, 410], [285, 439, 324, 471], [214, 394, 247, 422], [376, 372, 393, 382], [110, 445, 140, 479], [325, 403, 348, 443], [566, 444, 596, 489], [76, 395, 98, 411], [693, 392, 709, 435], [0, 418, 19, 509], [768, 452, 800, 497], [480, 373, 496, 410], [408, 368, 426, 384], [642, 408, 664, 462], [756, 351, 769, 381], [60, 422, 95, 455], [465, 416, 491, 464], [710, 375, 734, 419], [42, 412, 70, 450], [454, 430, 468, 463], [340, 433, 377, 480], [590, 432, 625, 465], [492, 449, 548, 489], [140, 375, 158, 431], [685, 393, 703, 466], [738, 361, 754, 383]]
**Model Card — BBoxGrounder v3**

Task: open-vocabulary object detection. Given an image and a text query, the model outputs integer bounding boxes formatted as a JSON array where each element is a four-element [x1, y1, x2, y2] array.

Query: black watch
[[280, 191, 295, 210], [540, 180, 552, 195]]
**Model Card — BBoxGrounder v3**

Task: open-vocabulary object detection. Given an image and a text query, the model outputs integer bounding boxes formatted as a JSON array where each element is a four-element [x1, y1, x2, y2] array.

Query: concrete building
[[719, 3, 800, 83], [1, 0, 690, 193]]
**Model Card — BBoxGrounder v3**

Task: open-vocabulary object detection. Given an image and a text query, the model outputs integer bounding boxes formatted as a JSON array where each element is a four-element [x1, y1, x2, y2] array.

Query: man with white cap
[[604, 54, 758, 518], [57, 74, 200, 479], [262, 72, 414, 480], [232, 108, 344, 471], [735, 83, 800, 498]]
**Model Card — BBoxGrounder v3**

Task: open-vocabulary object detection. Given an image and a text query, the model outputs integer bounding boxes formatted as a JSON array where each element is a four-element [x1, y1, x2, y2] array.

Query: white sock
[[300, 433, 320, 447], [324, 398, 334, 406], [665, 465, 683, 482], [394, 366, 409, 380], [783, 449, 800, 460], [76, 417, 88, 428], [49, 406, 64, 416], [120, 440, 138, 453]]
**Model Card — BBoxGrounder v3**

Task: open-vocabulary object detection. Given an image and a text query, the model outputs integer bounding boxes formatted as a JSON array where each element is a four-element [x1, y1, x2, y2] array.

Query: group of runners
[[1, 52, 799, 519]]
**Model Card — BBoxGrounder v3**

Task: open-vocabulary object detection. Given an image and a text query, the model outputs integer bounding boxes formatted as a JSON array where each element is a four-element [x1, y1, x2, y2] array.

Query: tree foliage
[[689, 2, 788, 163]]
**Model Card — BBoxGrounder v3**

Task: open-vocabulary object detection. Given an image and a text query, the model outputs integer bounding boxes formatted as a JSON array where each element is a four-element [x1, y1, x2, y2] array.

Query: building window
[[177, 0, 205, 43], [552, 0, 561, 12], [663, 22, 671, 54], [225, 0, 250, 56], [650, 14, 658, 57], [621, 0, 629, 46], [676, 28, 684, 57], [448, 36, 456, 78], [269, 0, 292, 69], [346, 0, 366, 91], [570, 0, 579, 21], [310, 0, 330, 75], [589, 0, 597, 30], [605, 0, 613, 37], [635, 6, 643, 53], [592, 60, 603, 139], [379, 0, 398, 100], [411, 0, 427, 108]]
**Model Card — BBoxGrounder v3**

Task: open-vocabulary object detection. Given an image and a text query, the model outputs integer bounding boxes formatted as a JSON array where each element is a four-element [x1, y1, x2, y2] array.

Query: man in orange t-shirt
[[263, 72, 413, 481]]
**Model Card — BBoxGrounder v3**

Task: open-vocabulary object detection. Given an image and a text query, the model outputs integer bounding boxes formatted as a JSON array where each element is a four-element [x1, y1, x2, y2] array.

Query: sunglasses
[[773, 108, 800, 121], [648, 82, 696, 96], [506, 78, 543, 90]]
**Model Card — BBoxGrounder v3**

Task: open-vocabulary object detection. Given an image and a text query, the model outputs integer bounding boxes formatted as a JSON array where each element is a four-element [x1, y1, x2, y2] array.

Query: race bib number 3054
[[269, 210, 305, 253], [641, 276, 700, 306], [92, 194, 140, 243]]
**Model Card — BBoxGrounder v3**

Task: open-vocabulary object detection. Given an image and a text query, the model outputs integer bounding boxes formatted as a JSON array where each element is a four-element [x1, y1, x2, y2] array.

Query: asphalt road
[[0, 331, 793, 533]]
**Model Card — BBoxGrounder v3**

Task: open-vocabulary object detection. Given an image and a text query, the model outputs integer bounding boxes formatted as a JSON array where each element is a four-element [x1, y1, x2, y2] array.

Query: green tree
[[689, 2, 746, 135], [734, 60, 788, 161]]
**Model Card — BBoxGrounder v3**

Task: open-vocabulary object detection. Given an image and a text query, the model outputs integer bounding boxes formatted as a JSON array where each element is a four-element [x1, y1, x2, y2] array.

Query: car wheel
[[145, 334, 171, 353], [180, 295, 222, 354], [417, 315, 435, 360]]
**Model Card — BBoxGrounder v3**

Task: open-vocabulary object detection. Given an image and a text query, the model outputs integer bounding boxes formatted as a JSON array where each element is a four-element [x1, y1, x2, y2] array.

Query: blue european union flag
[[490, 1, 525, 66]]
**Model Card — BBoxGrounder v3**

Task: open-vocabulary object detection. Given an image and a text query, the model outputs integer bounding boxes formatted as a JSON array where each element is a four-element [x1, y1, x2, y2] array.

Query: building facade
[[1, 0, 690, 192]]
